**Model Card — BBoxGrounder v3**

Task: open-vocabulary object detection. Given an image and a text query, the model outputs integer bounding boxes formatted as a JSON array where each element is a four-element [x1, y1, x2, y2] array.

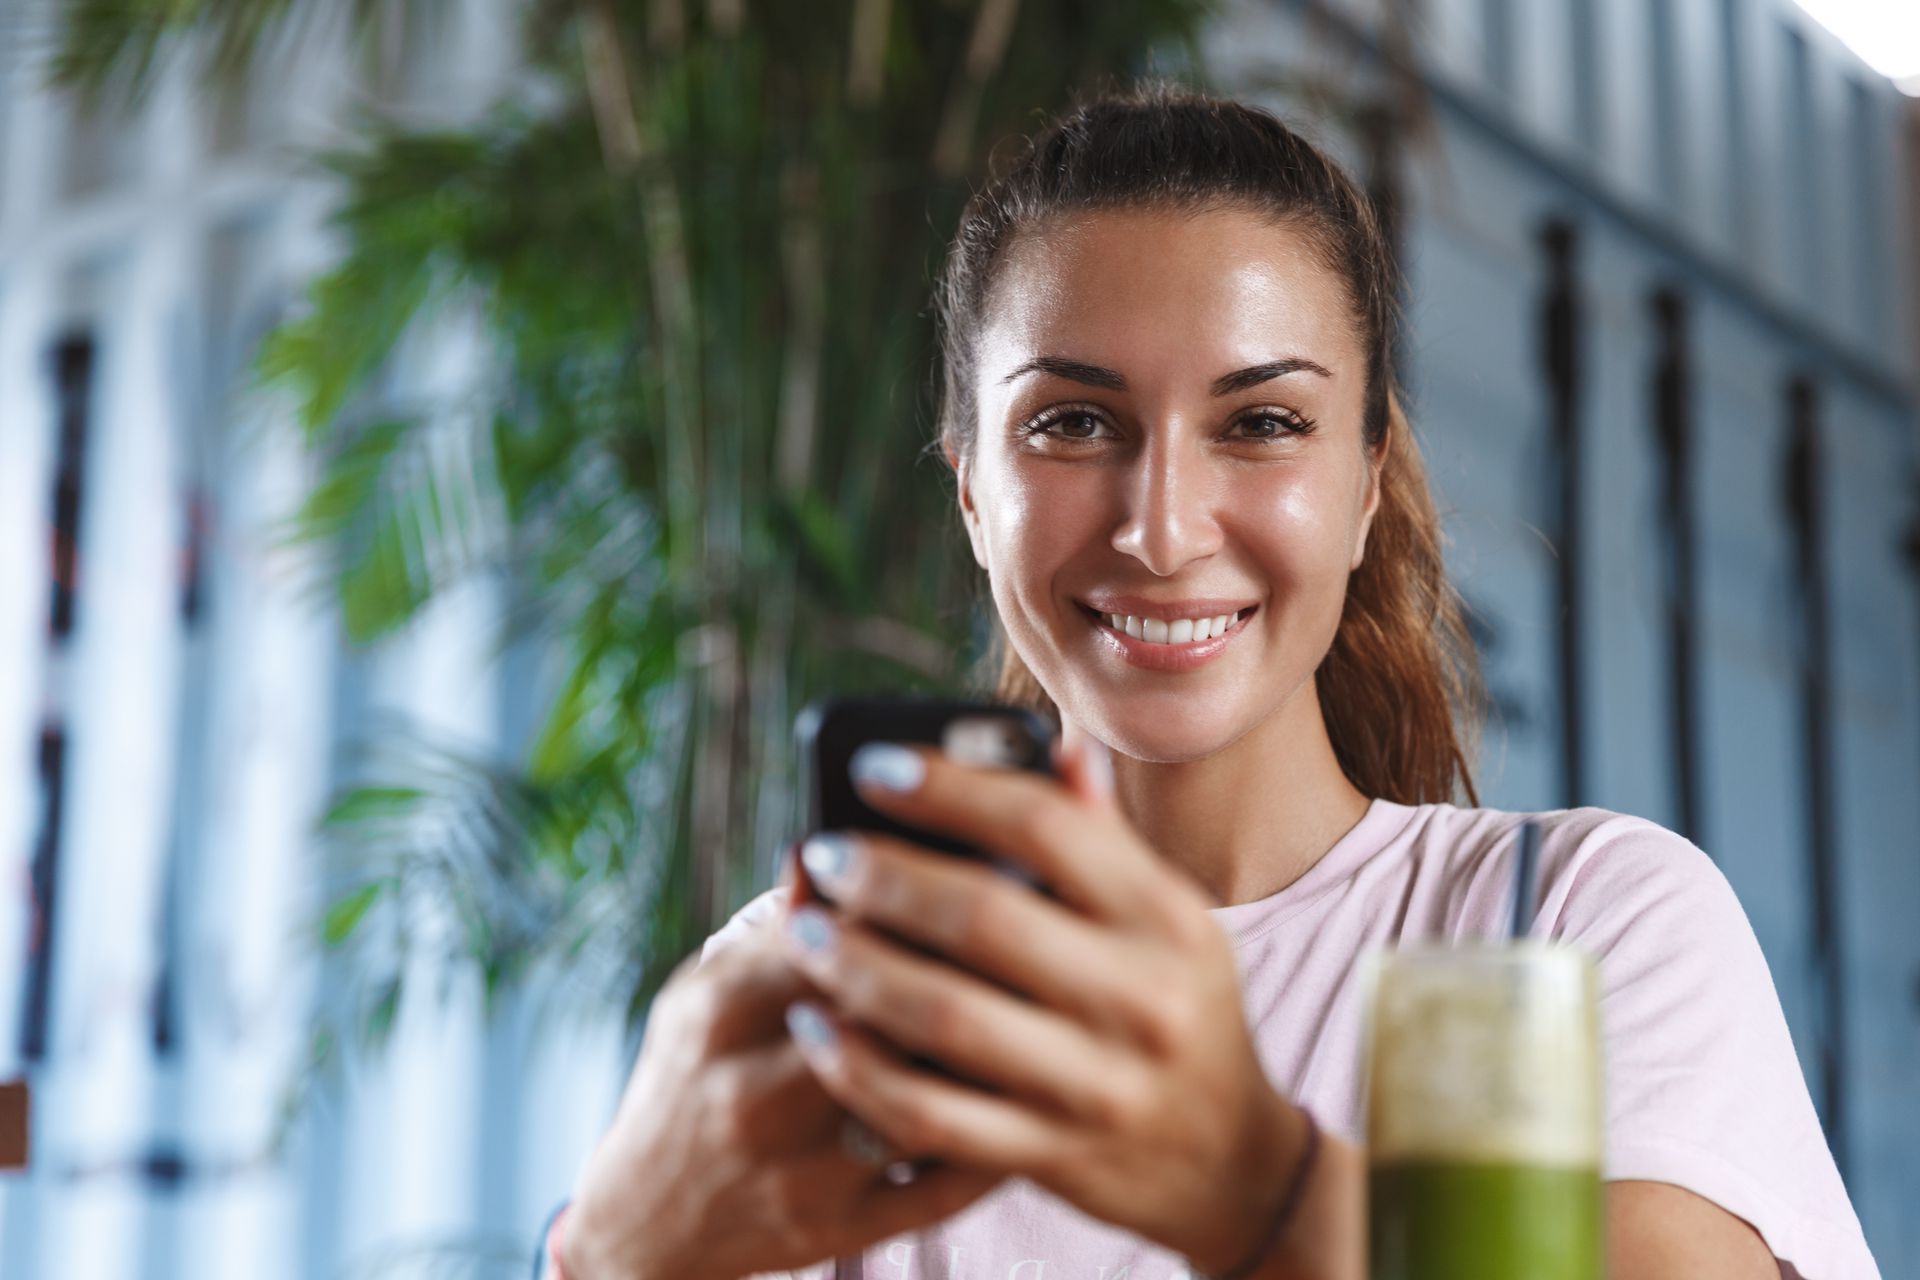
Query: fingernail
[[802, 832, 858, 890], [786, 1000, 837, 1055], [849, 743, 925, 793], [786, 905, 837, 955]]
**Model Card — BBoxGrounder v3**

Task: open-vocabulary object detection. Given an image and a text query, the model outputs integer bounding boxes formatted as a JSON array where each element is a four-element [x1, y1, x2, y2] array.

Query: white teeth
[[1099, 608, 1246, 645]]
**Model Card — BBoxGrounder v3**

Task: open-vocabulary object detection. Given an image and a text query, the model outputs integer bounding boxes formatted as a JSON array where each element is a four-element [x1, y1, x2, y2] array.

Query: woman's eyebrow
[[998, 354, 1333, 393], [1209, 357, 1334, 394], [998, 356, 1127, 389]]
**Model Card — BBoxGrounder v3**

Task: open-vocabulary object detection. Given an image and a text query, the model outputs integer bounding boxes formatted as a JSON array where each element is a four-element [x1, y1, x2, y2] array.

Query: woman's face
[[956, 205, 1382, 762]]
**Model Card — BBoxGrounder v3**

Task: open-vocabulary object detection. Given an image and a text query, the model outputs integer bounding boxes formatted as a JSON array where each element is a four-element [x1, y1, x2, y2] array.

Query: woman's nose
[[1108, 438, 1224, 576]]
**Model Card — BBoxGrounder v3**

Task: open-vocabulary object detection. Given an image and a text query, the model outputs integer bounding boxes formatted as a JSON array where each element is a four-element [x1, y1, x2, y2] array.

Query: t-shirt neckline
[[1204, 796, 1418, 948]]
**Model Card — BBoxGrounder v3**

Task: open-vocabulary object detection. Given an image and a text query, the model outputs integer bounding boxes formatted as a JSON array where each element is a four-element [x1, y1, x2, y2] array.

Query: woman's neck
[[1073, 681, 1373, 908]]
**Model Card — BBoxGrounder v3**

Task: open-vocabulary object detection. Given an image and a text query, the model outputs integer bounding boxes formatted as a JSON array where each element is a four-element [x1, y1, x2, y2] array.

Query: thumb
[[1054, 720, 1116, 808]]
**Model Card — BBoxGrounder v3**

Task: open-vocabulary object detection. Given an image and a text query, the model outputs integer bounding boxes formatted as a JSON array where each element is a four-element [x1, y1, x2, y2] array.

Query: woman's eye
[[1233, 410, 1315, 439], [1026, 408, 1112, 440], [1021, 406, 1313, 443]]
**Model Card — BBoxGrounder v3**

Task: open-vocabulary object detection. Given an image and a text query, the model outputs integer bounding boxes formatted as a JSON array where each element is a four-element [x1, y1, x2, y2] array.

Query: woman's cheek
[[992, 459, 1055, 532], [1239, 472, 1351, 575], [992, 458, 1112, 558]]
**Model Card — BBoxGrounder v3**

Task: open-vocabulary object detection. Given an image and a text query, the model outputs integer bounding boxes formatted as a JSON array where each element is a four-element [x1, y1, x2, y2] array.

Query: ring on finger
[[839, 1114, 898, 1167], [840, 1115, 921, 1185]]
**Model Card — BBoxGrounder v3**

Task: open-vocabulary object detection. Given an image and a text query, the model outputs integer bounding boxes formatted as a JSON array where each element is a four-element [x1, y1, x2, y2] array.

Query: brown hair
[[934, 83, 1481, 806]]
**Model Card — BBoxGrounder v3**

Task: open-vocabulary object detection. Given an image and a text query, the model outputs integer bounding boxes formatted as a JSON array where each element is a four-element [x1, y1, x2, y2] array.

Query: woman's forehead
[[979, 207, 1361, 382]]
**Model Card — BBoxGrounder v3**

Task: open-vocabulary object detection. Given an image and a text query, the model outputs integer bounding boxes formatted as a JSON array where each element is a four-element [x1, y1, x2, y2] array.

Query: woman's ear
[[1350, 427, 1390, 571], [951, 445, 990, 571]]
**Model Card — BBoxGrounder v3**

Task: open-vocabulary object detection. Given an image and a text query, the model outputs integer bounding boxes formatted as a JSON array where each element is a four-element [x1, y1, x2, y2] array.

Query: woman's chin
[[1077, 704, 1248, 765]]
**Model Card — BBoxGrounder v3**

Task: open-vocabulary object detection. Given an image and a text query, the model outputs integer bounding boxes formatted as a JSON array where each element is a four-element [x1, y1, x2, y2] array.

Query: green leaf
[[322, 882, 386, 946], [287, 418, 416, 546], [321, 785, 426, 827], [364, 976, 404, 1049], [324, 418, 506, 641], [258, 255, 439, 442], [50, 0, 457, 120], [783, 490, 863, 605], [339, 504, 433, 641]]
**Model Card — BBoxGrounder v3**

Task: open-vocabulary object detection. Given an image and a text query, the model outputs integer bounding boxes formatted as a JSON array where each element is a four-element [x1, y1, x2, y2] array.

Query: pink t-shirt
[[700, 799, 1880, 1280]]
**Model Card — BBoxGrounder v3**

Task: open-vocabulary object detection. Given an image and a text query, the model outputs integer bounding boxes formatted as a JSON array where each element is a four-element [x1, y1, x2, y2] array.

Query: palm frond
[[63, 0, 1258, 1060], [48, 0, 451, 109]]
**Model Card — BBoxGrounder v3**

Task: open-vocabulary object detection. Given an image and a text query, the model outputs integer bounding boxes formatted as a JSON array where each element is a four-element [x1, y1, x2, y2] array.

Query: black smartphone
[[794, 694, 1057, 901]]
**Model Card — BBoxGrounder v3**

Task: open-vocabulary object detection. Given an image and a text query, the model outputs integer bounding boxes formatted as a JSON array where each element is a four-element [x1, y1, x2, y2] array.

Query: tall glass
[[1364, 943, 1604, 1280]]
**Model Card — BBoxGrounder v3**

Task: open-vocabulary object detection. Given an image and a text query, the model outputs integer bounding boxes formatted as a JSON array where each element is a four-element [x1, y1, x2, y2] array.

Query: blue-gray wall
[[1213, 0, 1919, 1272]]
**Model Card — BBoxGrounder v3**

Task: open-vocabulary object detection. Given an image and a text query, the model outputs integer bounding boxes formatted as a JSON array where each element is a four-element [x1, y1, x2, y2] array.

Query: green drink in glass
[[1364, 943, 1604, 1280]]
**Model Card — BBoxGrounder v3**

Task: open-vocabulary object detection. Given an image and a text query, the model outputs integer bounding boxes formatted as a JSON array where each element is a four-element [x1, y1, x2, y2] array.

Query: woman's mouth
[[1074, 602, 1257, 672]]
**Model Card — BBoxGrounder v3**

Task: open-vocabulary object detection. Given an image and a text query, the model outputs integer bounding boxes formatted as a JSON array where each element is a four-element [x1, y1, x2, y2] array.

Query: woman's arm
[[1608, 1182, 1777, 1280], [1228, 1144, 1781, 1280], [1240, 1118, 1366, 1280]]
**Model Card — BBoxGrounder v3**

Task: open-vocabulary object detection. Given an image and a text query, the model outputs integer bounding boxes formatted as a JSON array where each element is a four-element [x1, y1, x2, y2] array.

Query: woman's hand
[[563, 898, 1003, 1280], [776, 732, 1315, 1275]]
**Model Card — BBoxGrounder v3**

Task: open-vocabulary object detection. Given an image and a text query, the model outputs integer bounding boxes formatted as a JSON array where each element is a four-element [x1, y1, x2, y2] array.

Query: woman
[[545, 87, 1878, 1280]]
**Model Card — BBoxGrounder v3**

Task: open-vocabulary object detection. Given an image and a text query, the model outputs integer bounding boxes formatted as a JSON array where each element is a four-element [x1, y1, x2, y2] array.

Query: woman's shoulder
[[1392, 796, 1700, 863], [1402, 796, 1713, 877], [1370, 798, 1738, 943]]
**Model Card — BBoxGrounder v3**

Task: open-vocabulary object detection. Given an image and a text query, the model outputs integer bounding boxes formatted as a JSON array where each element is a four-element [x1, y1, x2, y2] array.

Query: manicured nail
[[786, 1000, 837, 1055], [848, 742, 925, 793], [802, 833, 858, 890], [786, 905, 837, 955]]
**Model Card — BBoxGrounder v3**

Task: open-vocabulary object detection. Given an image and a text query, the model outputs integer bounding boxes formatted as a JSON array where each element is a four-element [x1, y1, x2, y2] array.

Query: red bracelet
[[545, 1204, 573, 1280]]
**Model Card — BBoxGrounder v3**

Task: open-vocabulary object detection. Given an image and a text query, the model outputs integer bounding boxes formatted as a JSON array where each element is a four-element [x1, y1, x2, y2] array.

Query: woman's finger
[[712, 1034, 846, 1157], [842, 744, 1190, 929], [794, 830, 1159, 1041], [853, 1161, 1005, 1240], [784, 999, 1070, 1177], [667, 918, 818, 1052], [837, 1114, 899, 1168], [1054, 722, 1117, 808], [754, 1143, 1002, 1255], [781, 904, 1153, 1123]]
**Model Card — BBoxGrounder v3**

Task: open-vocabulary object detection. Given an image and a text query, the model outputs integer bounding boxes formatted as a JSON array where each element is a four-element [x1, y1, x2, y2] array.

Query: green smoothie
[[1369, 1158, 1602, 1280]]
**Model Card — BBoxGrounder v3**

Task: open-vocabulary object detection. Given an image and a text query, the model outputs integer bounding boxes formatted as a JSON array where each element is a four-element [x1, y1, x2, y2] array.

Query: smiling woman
[[547, 86, 1880, 1280], [935, 94, 1479, 813]]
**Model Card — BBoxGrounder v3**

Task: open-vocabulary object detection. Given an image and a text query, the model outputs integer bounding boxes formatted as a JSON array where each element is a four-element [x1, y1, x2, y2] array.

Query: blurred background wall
[[0, 8, 632, 1279], [0, 0, 1915, 1278]]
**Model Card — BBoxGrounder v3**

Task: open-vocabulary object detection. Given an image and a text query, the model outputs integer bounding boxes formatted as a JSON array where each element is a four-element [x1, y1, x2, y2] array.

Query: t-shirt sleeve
[[1545, 816, 1880, 1280]]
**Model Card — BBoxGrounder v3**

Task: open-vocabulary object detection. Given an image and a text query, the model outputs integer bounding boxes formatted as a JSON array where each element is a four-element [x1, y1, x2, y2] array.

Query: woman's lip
[[1078, 603, 1255, 672], [1076, 595, 1259, 620]]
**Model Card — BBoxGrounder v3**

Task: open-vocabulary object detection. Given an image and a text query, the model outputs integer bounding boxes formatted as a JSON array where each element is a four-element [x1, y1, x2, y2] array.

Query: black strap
[[833, 1255, 862, 1280]]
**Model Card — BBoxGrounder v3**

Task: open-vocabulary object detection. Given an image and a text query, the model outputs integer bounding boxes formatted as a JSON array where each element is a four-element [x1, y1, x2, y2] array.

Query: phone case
[[795, 694, 1056, 886]]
